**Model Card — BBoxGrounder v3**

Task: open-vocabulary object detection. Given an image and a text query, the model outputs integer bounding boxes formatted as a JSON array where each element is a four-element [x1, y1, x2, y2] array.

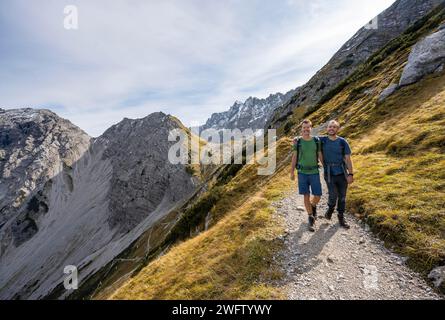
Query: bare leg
[[311, 196, 321, 207], [304, 194, 313, 216], [305, 194, 316, 232]]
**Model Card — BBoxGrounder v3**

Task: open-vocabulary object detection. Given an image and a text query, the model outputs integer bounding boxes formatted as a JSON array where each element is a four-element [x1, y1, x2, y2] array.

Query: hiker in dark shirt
[[320, 120, 354, 229]]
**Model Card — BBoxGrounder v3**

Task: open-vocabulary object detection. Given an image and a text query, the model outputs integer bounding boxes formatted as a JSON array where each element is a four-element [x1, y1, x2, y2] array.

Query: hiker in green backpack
[[290, 119, 323, 232]]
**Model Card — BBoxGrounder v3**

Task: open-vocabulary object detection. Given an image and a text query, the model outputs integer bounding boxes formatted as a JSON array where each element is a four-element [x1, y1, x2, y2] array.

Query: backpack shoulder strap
[[339, 137, 347, 157], [319, 136, 326, 147], [313, 137, 321, 155], [293, 137, 302, 162]]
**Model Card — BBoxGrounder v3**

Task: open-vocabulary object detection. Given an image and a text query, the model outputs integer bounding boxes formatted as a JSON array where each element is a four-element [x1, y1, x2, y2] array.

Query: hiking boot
[[324, 207, 335, 220], [312, 205, 318, 220], [308, 215, 316, 232], [338, 214, 350, 229]]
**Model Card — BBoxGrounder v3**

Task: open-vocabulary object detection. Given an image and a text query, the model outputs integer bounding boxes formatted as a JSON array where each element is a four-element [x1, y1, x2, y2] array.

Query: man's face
[[301, 123, 312, 136], [327, 123, 340, 136]]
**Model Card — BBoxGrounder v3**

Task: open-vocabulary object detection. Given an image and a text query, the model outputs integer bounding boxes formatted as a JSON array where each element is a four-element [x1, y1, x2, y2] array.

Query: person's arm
[[318, 152, 324, 168], [345, 154, 354, 184], [318, 137, 324, 168], [290, 152, 297, 180]]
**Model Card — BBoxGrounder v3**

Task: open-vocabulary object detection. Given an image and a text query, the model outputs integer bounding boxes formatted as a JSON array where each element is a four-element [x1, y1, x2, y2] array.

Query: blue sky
[[0, 0, 395, 137]]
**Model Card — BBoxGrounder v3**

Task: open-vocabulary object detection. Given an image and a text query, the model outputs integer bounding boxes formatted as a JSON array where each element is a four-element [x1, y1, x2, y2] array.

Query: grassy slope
[[107, 9, 445, 300], [343, 75, 445, 273], [108, 139, 295, 299]]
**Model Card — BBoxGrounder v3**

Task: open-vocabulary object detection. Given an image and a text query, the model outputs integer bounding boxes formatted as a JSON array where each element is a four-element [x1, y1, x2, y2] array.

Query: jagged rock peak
[[201, 89, 297, 132]]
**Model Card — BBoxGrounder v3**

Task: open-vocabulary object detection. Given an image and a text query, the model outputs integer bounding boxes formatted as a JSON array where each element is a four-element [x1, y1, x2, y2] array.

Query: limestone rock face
[[0, 109, 197, 299], [0, 108, 91, 239], [399, 28, 445, 86], [268, 0, 444, 128], [101, 113, 197, 234]]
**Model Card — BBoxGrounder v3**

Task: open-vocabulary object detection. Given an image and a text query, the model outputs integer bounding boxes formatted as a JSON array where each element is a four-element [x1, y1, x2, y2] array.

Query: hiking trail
[[271, 184, 443, 300]]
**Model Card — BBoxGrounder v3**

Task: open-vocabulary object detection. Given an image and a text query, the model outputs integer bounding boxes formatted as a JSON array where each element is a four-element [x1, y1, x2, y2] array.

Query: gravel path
[[271, 183, 443, 300]]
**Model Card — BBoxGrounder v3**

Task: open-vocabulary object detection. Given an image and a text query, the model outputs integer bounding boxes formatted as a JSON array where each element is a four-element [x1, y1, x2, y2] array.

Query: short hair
[[301, 119, 312, 127], [328, 120, 340, 128]]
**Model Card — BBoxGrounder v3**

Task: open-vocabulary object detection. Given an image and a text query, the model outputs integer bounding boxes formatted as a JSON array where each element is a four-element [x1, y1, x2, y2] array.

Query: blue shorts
[[298, 173, 322, 196]]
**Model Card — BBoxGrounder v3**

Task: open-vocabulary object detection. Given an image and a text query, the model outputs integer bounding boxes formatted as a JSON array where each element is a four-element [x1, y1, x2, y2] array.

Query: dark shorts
[[298, 173, 322, 196]]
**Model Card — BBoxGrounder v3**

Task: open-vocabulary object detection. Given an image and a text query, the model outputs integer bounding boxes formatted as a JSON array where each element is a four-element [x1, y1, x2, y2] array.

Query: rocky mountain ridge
[[267, 0, 444, 128], [200, 89, 297, 132], [0, 109, 198, 299]]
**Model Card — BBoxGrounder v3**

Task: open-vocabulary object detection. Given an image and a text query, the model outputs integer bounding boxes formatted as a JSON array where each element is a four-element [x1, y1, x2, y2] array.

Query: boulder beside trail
[[399, 28, 445, 87], [428, 266, 445, 291]]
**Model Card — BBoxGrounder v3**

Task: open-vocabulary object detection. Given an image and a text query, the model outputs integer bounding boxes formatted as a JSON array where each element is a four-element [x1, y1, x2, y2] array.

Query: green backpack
[[293, 137, 321, 171]]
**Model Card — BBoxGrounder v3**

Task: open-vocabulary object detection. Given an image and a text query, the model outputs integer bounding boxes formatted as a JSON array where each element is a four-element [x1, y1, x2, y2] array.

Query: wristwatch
[[348, 173, 354, 177]]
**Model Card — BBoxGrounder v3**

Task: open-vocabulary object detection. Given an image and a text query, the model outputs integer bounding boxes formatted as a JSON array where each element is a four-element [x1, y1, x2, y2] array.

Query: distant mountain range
[[200, 89, 297, 132]]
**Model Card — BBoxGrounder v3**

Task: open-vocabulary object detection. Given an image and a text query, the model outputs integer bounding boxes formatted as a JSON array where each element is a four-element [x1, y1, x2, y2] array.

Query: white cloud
[[0, 0, 395, 136]]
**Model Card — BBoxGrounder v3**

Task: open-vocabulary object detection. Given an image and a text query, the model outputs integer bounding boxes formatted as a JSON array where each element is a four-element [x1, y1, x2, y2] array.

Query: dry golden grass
[[349, 153, 445, 272], [108, 139, 295, 300], [345, 75, 445, 273]]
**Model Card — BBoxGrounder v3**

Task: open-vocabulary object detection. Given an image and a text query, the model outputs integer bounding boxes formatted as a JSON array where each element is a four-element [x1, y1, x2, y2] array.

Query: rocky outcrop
[[399, 28, 445, 86], [0, 108, 91, 236], [428, 266, 445, 291], [201, 90, 296, 132], [0, 109, 197, 299], [378, 84, 399, 102], [101, 113, 198, 234], [379, 22, 445, 102], [268, 0, 444, 128]]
